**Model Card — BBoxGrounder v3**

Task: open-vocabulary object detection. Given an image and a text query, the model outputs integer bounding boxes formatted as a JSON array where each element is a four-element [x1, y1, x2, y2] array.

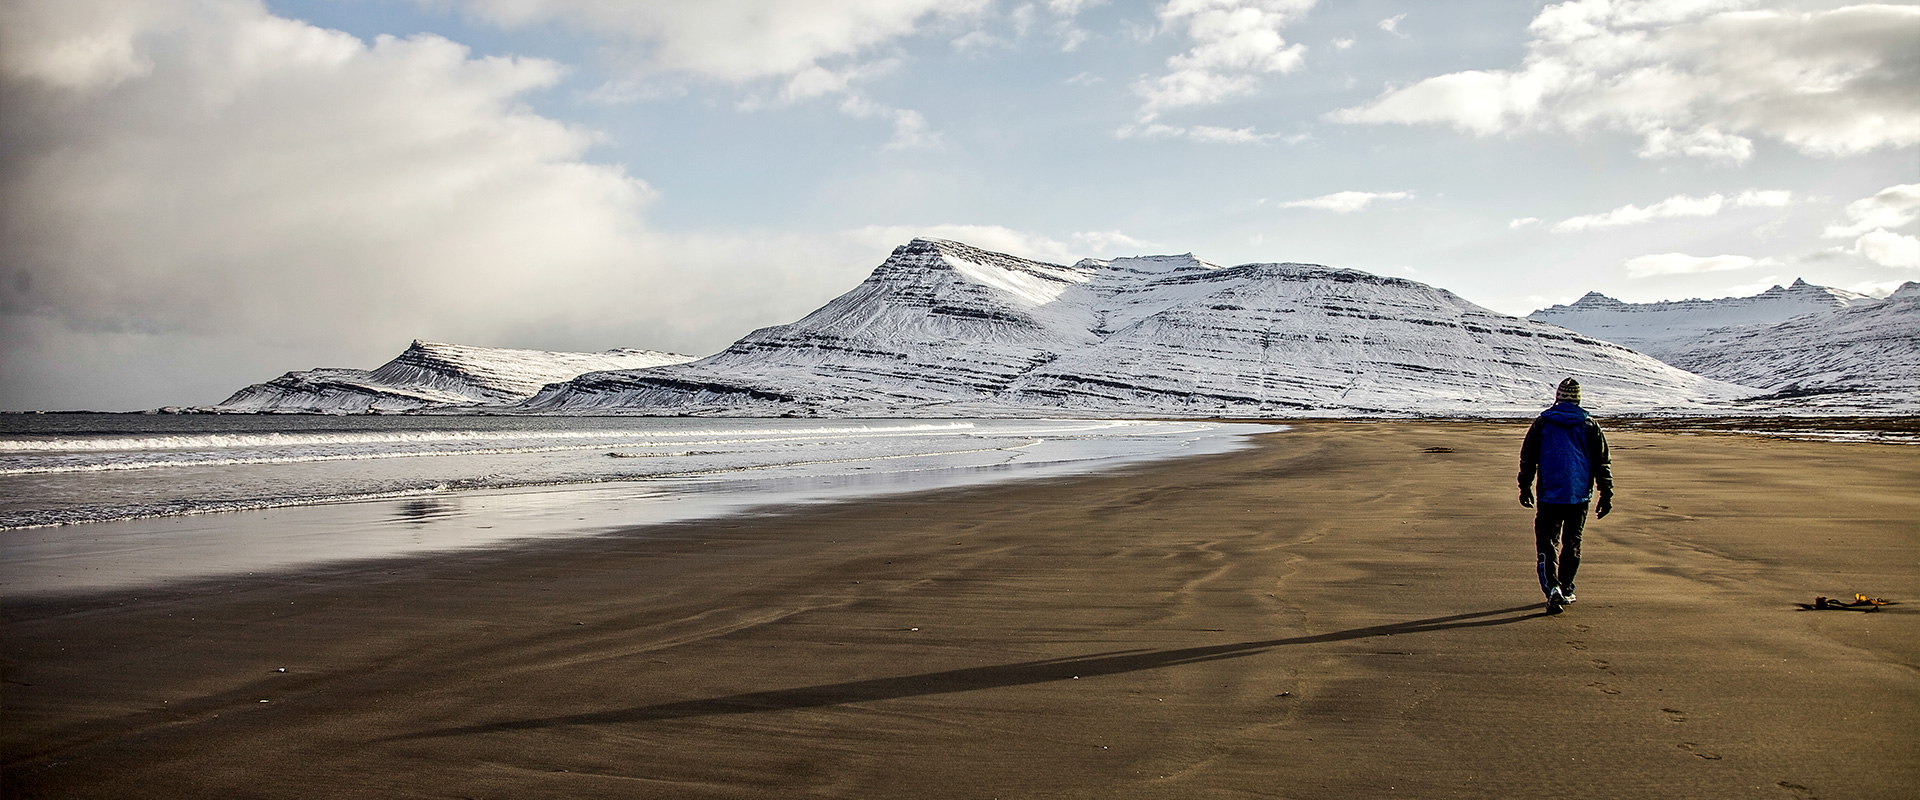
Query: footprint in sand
[[1678, 742, 1721, 760], [1776, 780, 1817, 797], [1566, 639, 1588, 651], [1591, 659, 1611, 671], [1588, 681, 1621, 695], [1662, 707, 1687, 723]]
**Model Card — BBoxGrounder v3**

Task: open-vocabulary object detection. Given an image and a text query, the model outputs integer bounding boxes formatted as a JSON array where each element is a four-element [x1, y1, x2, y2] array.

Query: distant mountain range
[[216, 340, 695, 412], [1530, 281, 1919, 410], [1526, 279, 1880, 361], [209, 240, 1915, 417]]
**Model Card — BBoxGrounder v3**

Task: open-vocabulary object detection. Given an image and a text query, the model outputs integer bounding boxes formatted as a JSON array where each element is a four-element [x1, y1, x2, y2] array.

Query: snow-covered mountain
[[1528, 280, 1918, 411], [520, 239, 1742, 417], [216, 340, 697, 413], [1527, 279, 1876, 362], [1661, 286, 1920, 410]]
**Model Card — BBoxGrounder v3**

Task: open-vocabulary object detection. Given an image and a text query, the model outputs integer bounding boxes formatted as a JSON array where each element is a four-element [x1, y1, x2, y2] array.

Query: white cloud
[[1623, 253, 1770, 278], [1733, 189, 1793, 208], [1509, 217, 1541, 229], [1281, 190, 1412, 213], [1072, 230, 1158, 255], [1331, 2, 1920, 161], [1054, 25, 1091, 52], [1853, 229, 1920, 269], [1115, 121, 1287, 144], [1134, 0, 1317, 117], [837, 94, 941, 150], [1048, 0, 1105, 16], [889, 108, 938, 149], [0, 0, 165, 89], [778, 59, 899, 103], [948, 2, 1088, 53], [1634, 126, 1752, 164], [0, 0, 882, 408], [1824, 183, 1920, 239], [448, 0, 989, 82], [950, 29, 1006, 51], [740, 59, 933, 151], [1552, 189, 1792, 232], [1820, 184, 1920, 269], [1725, 275, 1785, 296], [1847, 280, 1912, 297], [1377, 14, 1406, 36], [445, 0, 990, 146], [1184, 124, 1275, 144], [1554, 194, 1725, 232], [1039, 0, 1098, 51], [1332, 37, 1354, 50]]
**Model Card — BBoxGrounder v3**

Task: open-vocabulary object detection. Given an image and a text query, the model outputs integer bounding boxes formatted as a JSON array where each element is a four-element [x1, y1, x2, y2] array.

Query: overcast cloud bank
[[1331, 1, 1920, 162]]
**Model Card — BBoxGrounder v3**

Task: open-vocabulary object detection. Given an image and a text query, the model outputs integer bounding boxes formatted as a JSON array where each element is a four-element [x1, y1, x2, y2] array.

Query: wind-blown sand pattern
[[3, 422, 1914, 799]]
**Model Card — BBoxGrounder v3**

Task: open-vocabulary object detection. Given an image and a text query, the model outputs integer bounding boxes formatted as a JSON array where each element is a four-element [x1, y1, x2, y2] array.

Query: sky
[[1, 0, 1916, 411]]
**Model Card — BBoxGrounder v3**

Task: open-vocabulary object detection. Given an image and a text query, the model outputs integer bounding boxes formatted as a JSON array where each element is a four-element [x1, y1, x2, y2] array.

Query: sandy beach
[[3, 421, 1914, 799]]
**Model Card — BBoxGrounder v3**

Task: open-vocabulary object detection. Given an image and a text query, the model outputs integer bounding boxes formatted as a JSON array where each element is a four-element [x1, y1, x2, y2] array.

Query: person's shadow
[[393, 603, 1548, 740]]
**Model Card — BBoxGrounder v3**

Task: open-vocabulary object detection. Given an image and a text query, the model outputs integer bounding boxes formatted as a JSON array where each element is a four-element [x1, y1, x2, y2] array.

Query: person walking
[[1519, 377, 1613, 609]]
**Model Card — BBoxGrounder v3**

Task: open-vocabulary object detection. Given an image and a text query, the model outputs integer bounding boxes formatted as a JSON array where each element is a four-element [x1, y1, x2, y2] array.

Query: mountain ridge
[[1527, 280, 1917, 410], [520, 239, 1741, 417], [216, 340, 697, 413], [204, 242, 1915, 418], [1526, 279, 1878, 361]]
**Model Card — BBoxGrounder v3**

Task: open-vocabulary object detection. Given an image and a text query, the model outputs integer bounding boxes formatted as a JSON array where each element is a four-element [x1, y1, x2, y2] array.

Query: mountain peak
[[871, 238, 1093, 309], [901, 237, 1066, 266], [1081, 253, 1217, 274]]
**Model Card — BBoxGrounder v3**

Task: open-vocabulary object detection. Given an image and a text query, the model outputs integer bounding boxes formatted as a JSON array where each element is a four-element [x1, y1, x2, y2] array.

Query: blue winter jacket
[[1518, 402, 1613, 505]]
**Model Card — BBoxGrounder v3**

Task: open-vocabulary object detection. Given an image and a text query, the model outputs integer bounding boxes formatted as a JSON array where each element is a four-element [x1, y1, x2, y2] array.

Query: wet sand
[[3, 421, 1915, 799]]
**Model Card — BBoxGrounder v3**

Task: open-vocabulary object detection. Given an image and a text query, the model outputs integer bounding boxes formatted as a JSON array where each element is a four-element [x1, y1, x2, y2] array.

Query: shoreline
[[0, 418, 1267, 597], [4, 421, 1915, 799]]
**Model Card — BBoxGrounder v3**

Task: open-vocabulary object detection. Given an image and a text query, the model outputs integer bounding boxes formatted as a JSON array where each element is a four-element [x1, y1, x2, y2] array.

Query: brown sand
[[3, 421, 1915, 799]]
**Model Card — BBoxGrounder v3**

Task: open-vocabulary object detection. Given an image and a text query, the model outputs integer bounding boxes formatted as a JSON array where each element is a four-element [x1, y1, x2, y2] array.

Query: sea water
[[0, 415, 1269, 595]]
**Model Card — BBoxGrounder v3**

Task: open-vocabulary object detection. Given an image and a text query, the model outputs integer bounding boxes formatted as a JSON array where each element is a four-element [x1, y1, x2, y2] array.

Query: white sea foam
[[0, 426, 1033, 476], [0, 417, 1226, 531], [0, 421, 978, 452]]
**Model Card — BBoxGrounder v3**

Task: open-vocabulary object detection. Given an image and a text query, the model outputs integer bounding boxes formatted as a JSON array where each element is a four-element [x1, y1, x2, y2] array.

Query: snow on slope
[[522, 240, 1103, 413], [523, 239, 1743, 417], [216, 341, 697, 413], [1527, 279, 1874, 362], [999, 262, 1729, 415], [1661, 288, 1920, 412]]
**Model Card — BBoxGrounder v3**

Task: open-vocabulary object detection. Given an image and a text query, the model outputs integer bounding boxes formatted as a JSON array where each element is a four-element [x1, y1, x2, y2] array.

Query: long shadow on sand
[[395, 603, 1548, 740]]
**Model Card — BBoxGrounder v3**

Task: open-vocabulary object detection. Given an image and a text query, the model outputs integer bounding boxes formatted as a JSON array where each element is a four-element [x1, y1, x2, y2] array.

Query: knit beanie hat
[[1555, 377, 1582, 404]]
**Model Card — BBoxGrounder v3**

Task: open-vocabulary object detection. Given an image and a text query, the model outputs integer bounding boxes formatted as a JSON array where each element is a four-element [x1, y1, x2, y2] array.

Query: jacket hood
[[1541, 402, 1589, 426]]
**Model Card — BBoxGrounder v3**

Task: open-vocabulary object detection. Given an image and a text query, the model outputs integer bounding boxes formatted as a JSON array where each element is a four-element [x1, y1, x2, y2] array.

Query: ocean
[[1, 415, 1268, 595]]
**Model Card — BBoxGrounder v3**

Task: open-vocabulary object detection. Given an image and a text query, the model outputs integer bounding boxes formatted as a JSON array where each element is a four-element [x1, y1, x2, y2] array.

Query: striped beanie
[[1555, 378, 1582, 404]]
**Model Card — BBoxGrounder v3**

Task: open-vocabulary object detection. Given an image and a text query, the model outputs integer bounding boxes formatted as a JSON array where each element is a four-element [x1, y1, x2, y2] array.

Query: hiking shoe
[[1547, 587, 1565, 605], [1560, 589, 1577, 603]]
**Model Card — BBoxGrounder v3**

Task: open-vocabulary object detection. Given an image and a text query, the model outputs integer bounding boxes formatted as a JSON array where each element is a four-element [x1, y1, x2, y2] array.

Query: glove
[[1519, 486, 1534, 508], [1596, 493, 1612, 519]]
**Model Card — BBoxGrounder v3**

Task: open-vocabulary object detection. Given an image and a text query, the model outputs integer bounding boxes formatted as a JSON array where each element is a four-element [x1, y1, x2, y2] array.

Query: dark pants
[[1534, 501, 1587, 593]]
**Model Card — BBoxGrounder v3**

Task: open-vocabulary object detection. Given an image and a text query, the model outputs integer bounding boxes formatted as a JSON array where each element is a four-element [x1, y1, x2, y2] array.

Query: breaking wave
[[0, 422, 979, 453], [0, 417, 1212, 532]]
